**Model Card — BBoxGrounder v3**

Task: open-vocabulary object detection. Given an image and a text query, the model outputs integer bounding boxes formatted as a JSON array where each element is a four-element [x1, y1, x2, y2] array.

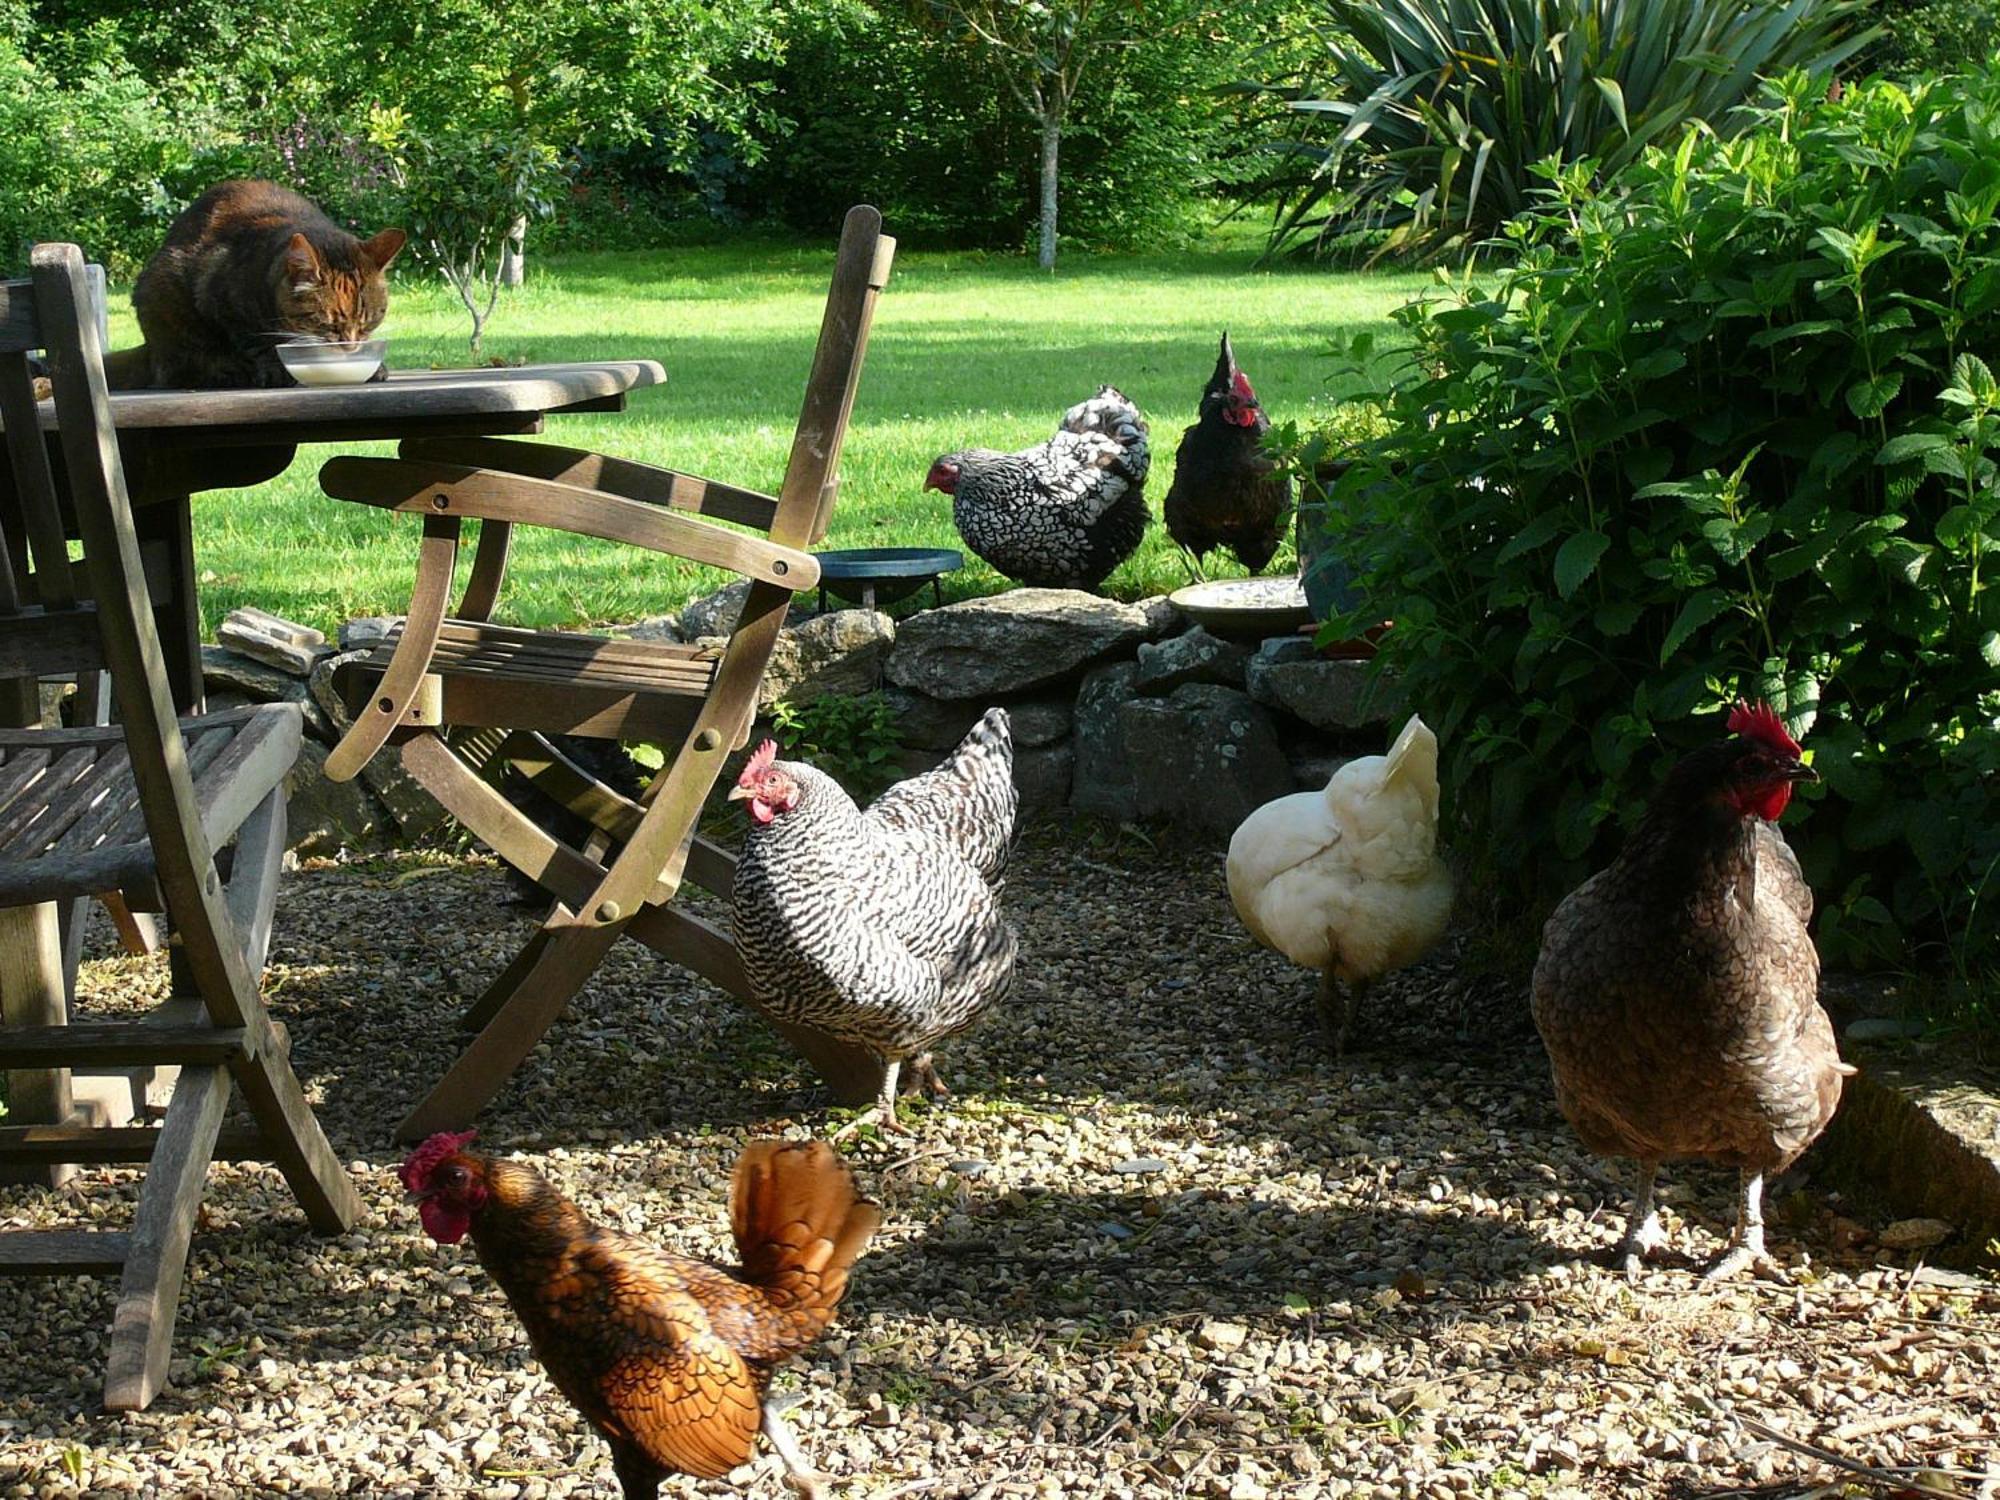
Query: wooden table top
[[28, 359, 667, 435]]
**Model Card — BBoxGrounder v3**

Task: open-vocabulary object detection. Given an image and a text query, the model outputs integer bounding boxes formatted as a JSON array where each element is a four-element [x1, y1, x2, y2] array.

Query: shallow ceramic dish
[[813, 547, 963, 609], [276, 338, 387, 386], [1168, 576, 1312, 638]]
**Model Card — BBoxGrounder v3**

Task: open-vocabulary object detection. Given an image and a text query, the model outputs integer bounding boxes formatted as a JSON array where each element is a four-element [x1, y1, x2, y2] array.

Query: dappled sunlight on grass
[[115, 237, 1428, 634]]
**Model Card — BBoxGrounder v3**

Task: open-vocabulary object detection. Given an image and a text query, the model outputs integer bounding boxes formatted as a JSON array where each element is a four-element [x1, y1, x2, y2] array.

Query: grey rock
[[1845, 1016, 1929, 1043], [1134, 626, 1250, 695], [281, 736, 390, 856], [681, 579, 813, 641], [732, 608, 894, 711], [1008, 697, 1072, 749], [1013, 743, 1074, 820], [610, 613, 682, 643], [339, 615, 402, 650], [879, 689, 981, 752], [202, 646, 332, 740], [1113, 1157, 1170, 1175], [1069, 662, 1143, 820], [1117, 684, 1292, 839], [1246, 650, 1400, 732], [306, 653, 454, 839], [1288, 753, 1352, 793], [886, 588, 1171, 700], [215, 608, 329, 676]]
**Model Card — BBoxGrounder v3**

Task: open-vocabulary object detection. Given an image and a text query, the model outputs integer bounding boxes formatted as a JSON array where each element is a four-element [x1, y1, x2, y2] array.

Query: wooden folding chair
[[0, 243, 359, 1411], [318, 206, 895, 1140]]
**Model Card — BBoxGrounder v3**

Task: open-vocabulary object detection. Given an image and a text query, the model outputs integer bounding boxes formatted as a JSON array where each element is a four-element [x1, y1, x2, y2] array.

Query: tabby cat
[[105, 180, 406, 390]]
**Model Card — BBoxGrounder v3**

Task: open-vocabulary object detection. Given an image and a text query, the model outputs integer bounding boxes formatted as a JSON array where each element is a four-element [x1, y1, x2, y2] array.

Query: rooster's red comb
[[1727, 699, 1802, 757], [399, 1130, 478, 1193], [738, 739, 779, 786], [1230, 369, 1256, 404]]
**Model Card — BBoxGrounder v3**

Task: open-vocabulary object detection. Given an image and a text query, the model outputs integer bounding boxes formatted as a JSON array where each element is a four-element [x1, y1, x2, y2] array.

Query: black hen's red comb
[[399, 1129, 478, 1192], [1727, 699, 1802, 756]]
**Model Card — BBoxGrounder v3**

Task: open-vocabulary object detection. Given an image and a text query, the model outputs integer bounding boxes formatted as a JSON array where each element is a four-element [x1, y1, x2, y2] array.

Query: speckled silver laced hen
[[926, 386, 1150, 591], [730, 708, 1019, 1135], [1531, 701, 1852, 1283]]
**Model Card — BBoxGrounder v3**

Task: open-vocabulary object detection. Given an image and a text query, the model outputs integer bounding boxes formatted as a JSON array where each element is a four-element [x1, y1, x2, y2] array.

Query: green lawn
[[126, 234, 1426, 637]]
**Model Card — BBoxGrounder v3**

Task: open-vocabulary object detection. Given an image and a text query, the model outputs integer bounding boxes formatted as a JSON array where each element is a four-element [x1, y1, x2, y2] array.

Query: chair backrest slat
[[0, 282, 39, 354], [25, 242, 258, 1018], [773, 205, 893, 549]]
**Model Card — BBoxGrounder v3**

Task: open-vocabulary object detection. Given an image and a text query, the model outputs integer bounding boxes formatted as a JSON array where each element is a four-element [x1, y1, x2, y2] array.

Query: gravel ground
[[3, 827, 1997, 1499]]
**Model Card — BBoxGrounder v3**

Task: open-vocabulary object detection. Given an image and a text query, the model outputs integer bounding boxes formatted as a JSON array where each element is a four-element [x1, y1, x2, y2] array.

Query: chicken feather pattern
[[732, 710, 1018, 1064], [934, 386, 1150, 590]]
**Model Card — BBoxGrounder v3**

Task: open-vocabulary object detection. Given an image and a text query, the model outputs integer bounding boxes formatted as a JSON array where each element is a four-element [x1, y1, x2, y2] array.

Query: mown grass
[[115, 232, 1426, 637]]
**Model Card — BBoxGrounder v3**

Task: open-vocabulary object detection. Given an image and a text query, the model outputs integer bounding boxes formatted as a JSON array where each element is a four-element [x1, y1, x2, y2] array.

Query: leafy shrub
[[1861, 0, 2000, 77], [1293, 71, 2000, 1000], [1260, 0, 1879, 261], [770, 692, 905, 799], [0, 23, 216, 274]]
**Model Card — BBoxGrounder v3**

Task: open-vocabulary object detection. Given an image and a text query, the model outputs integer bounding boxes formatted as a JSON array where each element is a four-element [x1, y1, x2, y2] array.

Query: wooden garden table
[[23, 360, 667, 712], [2, 358, 665, 1158]]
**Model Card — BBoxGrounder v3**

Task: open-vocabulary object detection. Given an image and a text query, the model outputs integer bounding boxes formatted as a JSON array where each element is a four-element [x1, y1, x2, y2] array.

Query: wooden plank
[[320, 457, 817, 589], [0, 901, 70, 1188], [0, 1231, 131, 1275], [426, 675, 703, 743], [0, 704, 269, 749], [0, 1023, 251, 1068], [0, 604, 104, 678], [17, 361, 666, 433], [223, 785, 286, 976], [401, 436, 781, 532], [454, 520, 512, 621], [0, 1123, 268, 1165], [103, 1062, 230, 1411], [0, 744, 98, 847], [0, 280, 38, 351], [323, 516, 458, 783]]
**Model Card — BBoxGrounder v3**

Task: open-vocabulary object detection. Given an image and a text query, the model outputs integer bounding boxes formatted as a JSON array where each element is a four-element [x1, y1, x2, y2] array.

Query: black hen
[[1164, 333, 1291, 574]]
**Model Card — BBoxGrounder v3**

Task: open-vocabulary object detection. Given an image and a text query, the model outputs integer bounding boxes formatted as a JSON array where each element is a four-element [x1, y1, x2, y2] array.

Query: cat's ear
[[285, 234, 323, 289], [361, 228, 407, 271]]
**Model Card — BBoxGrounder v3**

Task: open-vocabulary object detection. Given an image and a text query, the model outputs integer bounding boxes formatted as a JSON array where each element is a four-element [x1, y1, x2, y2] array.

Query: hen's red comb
[[738, 739, 779, 786], [1230, 369, 1256, 404], [398, 1129, 478, 1192], [1727, 699, 1802, 756]]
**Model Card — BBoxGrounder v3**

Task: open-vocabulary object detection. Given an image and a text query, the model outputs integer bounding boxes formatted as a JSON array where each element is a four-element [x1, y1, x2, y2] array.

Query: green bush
[[1260, 0, 1879, 261], [0, 22, 216, 274], [1293, 71, 2000, 1004], [1862, 0, 2000, 76]]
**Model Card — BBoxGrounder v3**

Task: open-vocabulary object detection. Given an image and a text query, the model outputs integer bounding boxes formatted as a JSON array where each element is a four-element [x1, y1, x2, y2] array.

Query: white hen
[[1226, 715, 1453, 1054]]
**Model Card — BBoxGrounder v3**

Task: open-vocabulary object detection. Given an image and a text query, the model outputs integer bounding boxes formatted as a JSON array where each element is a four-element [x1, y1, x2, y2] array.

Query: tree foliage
[[1260, 0, 1880, 262]]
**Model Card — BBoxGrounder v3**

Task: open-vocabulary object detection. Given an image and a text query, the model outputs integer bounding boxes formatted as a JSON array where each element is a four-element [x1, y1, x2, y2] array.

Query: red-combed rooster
[[730, 709, 1018, 1136], [400, 1133, 880, 1500], [1530, 701, 1851, 1282], [1163, 332, 1291, 575]]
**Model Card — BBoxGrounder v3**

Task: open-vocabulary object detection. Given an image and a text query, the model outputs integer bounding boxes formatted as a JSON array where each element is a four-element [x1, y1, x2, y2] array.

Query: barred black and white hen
[[729, 709, 1019, 1135], [926, 387, 1150, 591]]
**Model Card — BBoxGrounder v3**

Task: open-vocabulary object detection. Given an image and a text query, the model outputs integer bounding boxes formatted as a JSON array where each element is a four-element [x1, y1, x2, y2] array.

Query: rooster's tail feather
[[730, 1139, 880, 1350]]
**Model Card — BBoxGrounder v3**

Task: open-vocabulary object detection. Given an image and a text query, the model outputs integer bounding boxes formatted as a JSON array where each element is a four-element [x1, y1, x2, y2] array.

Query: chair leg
[[227, 1044, 360, 1235], [397, 916, 623, 1141], [222, 787, 287, 976], [459, 927, 555, 1033], [102, 1063, 230, 1412], [0, 903, 73, 1188]]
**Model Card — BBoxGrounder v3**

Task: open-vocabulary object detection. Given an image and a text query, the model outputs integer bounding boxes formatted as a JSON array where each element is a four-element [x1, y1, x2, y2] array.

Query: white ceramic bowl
[[276, 338, 387, 386]]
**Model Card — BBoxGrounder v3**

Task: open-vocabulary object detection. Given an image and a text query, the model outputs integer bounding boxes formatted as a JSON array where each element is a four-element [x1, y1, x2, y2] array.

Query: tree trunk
[[1037, 114, 1061, 271], [501, 214, 527, 288]]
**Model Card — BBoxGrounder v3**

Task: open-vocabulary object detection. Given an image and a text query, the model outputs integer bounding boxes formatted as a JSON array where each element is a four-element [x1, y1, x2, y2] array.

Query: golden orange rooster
[[400, 1133, 880, 1499]]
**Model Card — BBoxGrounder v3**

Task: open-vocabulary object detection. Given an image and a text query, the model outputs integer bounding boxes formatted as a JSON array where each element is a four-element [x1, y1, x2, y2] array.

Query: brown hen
[[1530, 701, 1851, 1282], [401, 1134, 880, 1498]]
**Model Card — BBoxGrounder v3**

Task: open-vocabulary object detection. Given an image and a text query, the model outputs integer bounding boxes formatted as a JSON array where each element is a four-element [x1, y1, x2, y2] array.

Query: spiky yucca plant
[[1264, 0, 1879, 260]]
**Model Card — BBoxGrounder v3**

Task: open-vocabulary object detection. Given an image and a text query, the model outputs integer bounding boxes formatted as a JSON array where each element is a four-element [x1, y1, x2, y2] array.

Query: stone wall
[[201, 587, 1407, 853]]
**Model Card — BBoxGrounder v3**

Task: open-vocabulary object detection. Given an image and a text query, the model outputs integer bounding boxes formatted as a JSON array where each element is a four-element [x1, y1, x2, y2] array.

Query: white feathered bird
[[1226, 715, 1454, 1054]]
